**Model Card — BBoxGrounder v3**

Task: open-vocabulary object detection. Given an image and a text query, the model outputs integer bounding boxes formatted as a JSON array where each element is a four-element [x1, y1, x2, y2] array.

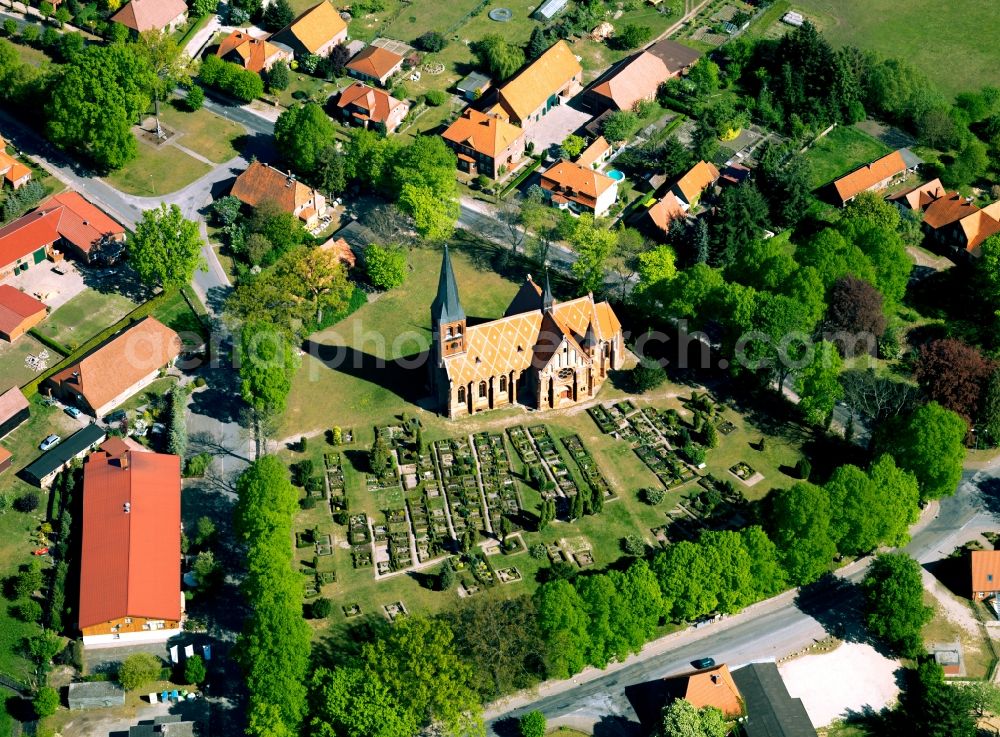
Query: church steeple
[[542, 270, 554, 313], [432, 245, 465, 324]]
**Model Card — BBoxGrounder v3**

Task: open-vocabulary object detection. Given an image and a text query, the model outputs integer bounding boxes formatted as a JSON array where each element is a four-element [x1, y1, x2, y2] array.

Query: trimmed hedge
[[27, 328, 70, 358]]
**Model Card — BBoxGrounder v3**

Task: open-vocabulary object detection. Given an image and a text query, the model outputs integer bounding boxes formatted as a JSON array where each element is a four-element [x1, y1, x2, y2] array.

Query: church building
[[429, 246, 624, 418]]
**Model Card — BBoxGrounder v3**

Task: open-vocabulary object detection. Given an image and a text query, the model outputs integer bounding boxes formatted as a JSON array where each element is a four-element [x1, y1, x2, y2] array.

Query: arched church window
[[499, 376, 507, 392], [457, 386, 466, 403], [479, 381, 487, 398]]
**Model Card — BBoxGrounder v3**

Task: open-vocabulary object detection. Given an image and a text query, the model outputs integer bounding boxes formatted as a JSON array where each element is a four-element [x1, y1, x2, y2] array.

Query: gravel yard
[[779, 642, 901, 727]]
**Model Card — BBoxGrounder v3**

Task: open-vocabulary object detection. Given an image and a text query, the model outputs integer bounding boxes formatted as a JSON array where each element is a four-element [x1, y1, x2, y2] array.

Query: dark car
[[104, 409, 127, 425], [692, 657, 716, 670]]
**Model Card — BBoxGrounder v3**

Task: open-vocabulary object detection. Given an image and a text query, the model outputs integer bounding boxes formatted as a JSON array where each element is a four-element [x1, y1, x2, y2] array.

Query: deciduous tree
[[862, 553, 931, 657], [130, 203, 204, 290], [916, 338, 993, 423], [875, 402, 967, 502], [766, 482, 836, 585], [795, 341, 844, 426]]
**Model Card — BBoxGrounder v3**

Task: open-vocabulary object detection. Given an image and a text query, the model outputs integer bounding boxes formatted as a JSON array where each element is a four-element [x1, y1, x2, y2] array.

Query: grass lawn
[[104, 138, 212, 197], [151, 289, 207, 340], [159, 102, 245, 164], [275, 74, 343, 109], [0, 397, 79, 499], [36, 289, 138, 352], [10, 41, 55, 68], [0, 335, 55, 394], [114, 376, 179, 417], [921, 593, 995, 680], [801, 125, 891, 189], [788, 0, 1000, 99]]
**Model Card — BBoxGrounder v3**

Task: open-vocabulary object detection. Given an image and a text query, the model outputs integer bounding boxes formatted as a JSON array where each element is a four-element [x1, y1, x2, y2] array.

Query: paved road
[[485, 465, 999, 734]]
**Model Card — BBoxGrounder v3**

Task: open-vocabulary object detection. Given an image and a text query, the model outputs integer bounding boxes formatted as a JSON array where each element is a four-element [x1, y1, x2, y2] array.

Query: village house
[[491, 40, 583, 128], [0, 386, 29, 440], [831, 148, 921, 207], [0, 136, 31, 190], [78, 441, 182, 647], [645, 193, 686, 237], [230, 161, 327, 228], [0, 285, 47, 342], [318, 236, 357, 269], [111, 0, 187, 34], [971, 550, 1000, 601], [671, 160, 720, 209], [0, 191, 126, 281], [732, 662, 817, 737], [540, 159, 619, 217], [46, 317, 182, 418], [660, 664, 745, 718], [216, 30, 293, 74], [429, 247, 624, 418], [583, 39, 701, 113], [887, 177, 1000, 257], [336, 81, 410, 133], [576, 136, 612, 169], [272, 1, 348, 58], [441, 109, 525, 179], [22, 423, 107, 488], [346, 45, 405, 87]]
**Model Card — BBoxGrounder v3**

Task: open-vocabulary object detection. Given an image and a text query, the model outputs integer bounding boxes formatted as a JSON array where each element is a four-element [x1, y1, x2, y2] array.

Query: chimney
[[123, 502, 131, 514], [711, 675, 720, 685]]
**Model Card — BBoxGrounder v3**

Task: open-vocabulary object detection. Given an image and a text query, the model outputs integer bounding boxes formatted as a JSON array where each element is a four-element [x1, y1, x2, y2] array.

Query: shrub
[[2, 19, 17, 36], [424, 89, 447, 106], [266, 60, 290, 92], [198, 55, 263, 102], [683, 442, 706, 466], [291, 459, 315, 486], [13, 492, 39, 513], [33, 686, 59, 718], [415, 31, 446, 52], [117, 653, 163, 691], [642, 486, 665, 505], [184, 654, 207, 684], [602, 109, 640, 143], [194, 376, 207, 388], [305, 476, 325, 495], [365, 244, 408, 290], [632, 357, 667, 393], [310, 597, 333, 619], [194, 516, 216, 547], [795, 458, 812, 480], [519, 710, 546, 737], [300, 496, 317, 509], [14, 599, 43, 623], [611, 23, 652, 50], [14, 562, 43, 600], [529, 543, 546, 559], [183, 453, 212, 478], [185, 85, 205, 111], [621, 534, 645, 557]]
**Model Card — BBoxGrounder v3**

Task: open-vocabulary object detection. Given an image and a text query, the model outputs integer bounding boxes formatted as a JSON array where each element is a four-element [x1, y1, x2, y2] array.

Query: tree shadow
[[489, 716, 521, 737], [976, 475, 1000, 519], [311, 613, 390, 670], [231, 131, 276, 165], [794, 573, 877, 648], [406, 570, 439, 590], [77, 262, 152, 304], [624, 678, 674, 733]]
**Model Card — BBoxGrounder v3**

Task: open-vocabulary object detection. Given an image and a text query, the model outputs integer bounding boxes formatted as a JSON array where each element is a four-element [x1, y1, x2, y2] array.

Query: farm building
[[67, 682, 126, 710], [21, 423, 107, 488], [0, 386, 30, 440]]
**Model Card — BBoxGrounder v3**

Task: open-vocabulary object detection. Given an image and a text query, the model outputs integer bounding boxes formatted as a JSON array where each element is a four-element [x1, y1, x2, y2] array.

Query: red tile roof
[[668, 664, 744, 717], [111, 0, 186, 32], [337, 81, 408, 125], [923, 192, 977, 230], [442, 109, 524, 158], [231, 161, 316, 215], [37, 192, 125, 255], [78, 447, 181, 628], [971, 550, 1000, 594], [832, 151, 907, 204], [217, 30, 285, 74], [347, 45, 404, 81], [589, 51, 669, 111], [0, 209, 60, 268], [674, 160, 719, 204], [647, 193, 685, 233], [0, 285, 46, 336], [0, 386, 29, 427], [541, 159, 617, 200], [49, 317, 181, 413]]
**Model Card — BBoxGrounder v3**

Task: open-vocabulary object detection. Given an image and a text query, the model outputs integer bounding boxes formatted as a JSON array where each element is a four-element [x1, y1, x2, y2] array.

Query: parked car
[[692, 657, 716, 670], [64, 406, 81, 419], [104, 409, 127, 425], [39, 434, 61, 451]]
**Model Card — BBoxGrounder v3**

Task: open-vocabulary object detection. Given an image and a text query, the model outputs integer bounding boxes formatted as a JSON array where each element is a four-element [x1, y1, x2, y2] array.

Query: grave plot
[[434, 437, 488, 539], [561, 434, 616, 502], [506, 425, 547, 490], [528, 425, 581, 499], [407, 492, 448, 563], [349, 514, 373, 569], [325, 452, 347, 513], [383, 601, 408, 621], [690, 474, 751, 531], [384, 507, 414, 573], [473, 432, 522, 530], [496, 566, 522, 584]]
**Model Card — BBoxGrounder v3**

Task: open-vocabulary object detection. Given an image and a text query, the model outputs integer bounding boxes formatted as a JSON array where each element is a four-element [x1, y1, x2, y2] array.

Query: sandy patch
[[778, 642, 901, 727]]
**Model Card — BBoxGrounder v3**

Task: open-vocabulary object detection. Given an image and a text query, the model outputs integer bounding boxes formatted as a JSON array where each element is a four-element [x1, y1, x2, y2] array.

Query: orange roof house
[[111, 0, 187, 33], [273, 1, 348, 58], [584, 40, 699, 113], [646, 193, 686, 236], [671, 160, 720, 207], [576, 136, 611, 169], [336, 81, 410, 133], [661, 664, 744, 718], [79, 445, 182, 646], [442, 109, 526, 179], [47, 317, 181, 418], [230, 161, 327, 227], [0, 285, 47, 342], [346, 45, 405, 87], [216, 30, 292, 73], [888, 177, 946, 211], [494, 40, 583, 127], [0, 136, 31, 190], [35, 192, 126, 263], [541, 160, 619, 217], [920, 192, 1000, 256], [831, 148, 920, 206], [0, 210, 60, 282], [972, 550, 1000, 600], [429, 248, 624, 418]]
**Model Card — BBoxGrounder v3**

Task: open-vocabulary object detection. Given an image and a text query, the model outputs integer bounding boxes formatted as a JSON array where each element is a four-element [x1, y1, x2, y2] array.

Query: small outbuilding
[[533, 0, 568, 20], [456, 71, 492, 102], [67, 681, 126, 710]]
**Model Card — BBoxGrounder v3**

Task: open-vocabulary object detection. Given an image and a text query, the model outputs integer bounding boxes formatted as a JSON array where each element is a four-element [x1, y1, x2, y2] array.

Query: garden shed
[[67, 681, 126, 710], [533, 0, 568, 20]]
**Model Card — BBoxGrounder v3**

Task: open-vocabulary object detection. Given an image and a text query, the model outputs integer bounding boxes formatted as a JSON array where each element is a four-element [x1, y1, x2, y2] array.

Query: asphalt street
[[485, 466, 1000, 735]]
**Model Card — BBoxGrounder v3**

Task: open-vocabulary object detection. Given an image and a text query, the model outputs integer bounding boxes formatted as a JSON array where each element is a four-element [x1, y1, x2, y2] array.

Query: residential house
[[230, 161, 327, 227], [272, 1, 348, 58], [346, 45, 405, 87], [456, 72, 492, 102], [429, 249, 624, 417], [645, 193, 686, 236], [731, 662, 817, 737], [0, 386, 29, 440], [46, 317, 182, 419], [318, 237, 357, 268], [670, 160, 720, 209], [442, 109, 526, 179], [922, 192, 1000, 257], [0, 136, 31, 190], [831, 148, 921, 207], [0, 192, 126, 281], [583, 39, 700, 113], [720, 163, 751, 186], [576, 136, 611, 169], [111, 0, 187, 34], [492, 40, 583, 128], [971, 550, 1000, 600], [333, 220, 377, 254], [79, 443, 182, 647], [660, 664, 745, 718], [540, 159, 619, 217], [336, 81, 410, 133], [887, 177, 946, 211], [0, 286, 47, 342], [216, 30, 293, 74], [22, 423, 107, 488]]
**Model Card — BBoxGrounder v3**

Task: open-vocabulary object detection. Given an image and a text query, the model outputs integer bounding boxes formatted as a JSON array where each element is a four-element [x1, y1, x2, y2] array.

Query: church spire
[[542, 270, 554, 312], [431, 245, 465, 324]]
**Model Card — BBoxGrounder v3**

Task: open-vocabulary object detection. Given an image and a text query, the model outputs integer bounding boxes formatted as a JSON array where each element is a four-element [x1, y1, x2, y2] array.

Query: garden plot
[[472, 432, 522, 531], [528, 424, 581, 499], [435, 436, 489, 539]]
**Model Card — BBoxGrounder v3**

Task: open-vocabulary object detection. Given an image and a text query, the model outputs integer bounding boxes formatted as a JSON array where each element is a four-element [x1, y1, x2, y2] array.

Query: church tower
[[542, 270, 555, 313], [431, 245, 466, 367]]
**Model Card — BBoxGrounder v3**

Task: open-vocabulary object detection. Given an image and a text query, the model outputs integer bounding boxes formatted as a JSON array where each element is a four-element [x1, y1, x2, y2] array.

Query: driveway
[[525, 104, 594, 152], [779, 643, 901, 728], [6, 261, 87, 311]]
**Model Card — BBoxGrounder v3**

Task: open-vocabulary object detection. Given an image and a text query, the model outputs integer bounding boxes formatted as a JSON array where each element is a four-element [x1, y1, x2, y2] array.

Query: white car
[[39, 434, 61, 451]]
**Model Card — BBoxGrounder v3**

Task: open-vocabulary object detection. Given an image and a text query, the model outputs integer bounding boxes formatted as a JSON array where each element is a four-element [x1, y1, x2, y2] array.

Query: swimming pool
[[607, 169, 625, 181]]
